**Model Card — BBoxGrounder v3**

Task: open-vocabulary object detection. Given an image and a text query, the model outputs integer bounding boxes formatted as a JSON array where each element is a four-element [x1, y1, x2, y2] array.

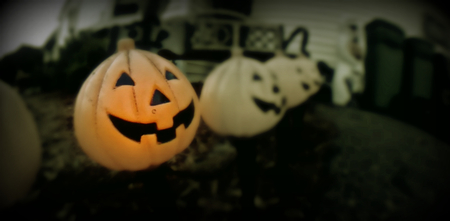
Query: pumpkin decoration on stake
[[265, 27, 325, 209], [265, 27, 324, 109], [200, 22, 287, 211], [200, 24, 287, 137], [200, 47, 287, 137], [73, 38, 201, 171]]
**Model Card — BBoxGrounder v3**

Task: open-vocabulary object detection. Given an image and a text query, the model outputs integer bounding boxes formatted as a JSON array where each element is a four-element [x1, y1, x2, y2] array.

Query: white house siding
[[76, 0, 111, 31], [247, 0, 450, 68]]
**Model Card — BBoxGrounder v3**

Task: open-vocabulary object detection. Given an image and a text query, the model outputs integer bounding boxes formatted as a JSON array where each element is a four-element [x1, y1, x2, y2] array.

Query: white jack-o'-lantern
[[200, 48, 287, 137], [265, 51, 324, 108]]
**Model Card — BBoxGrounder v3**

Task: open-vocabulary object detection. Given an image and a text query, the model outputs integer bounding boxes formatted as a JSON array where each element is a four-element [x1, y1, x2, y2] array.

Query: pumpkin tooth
[[155, 127, 176, 143], [108, 114, 157, 143]]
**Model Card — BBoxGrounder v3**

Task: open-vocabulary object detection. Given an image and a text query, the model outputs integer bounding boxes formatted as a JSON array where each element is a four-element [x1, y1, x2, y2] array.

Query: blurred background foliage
[[41, 33, 109, 94], [0, 32, 109, 94]]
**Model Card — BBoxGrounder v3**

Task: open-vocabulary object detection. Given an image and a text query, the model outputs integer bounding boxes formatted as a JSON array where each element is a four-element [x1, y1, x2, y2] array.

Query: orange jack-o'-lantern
[[73, 39, 200, 171], [266, 51, 323, 108]]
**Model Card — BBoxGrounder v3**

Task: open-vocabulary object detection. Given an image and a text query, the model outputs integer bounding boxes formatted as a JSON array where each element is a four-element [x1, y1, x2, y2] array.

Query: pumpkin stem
[[274, 49, 285, 57], [231, 47, 243, 57], [117, 38, 135, 52], [297, 52, 307, 59]]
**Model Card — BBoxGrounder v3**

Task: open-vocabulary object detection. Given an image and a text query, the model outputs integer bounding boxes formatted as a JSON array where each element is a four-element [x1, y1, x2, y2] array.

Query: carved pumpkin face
[[200, 49, 286, 137], [293, 56, 323, 95], [74, 39, 200, 171], [266, 53, 323, 108]]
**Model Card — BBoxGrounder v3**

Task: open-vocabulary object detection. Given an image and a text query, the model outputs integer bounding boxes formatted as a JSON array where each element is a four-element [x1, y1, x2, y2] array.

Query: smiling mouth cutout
[[253, 97, 284, 114], [108, 100, 195, 143]]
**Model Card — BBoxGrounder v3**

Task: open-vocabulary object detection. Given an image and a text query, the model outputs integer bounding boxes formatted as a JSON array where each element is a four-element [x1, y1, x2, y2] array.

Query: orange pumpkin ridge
[[105, 51, 175, 126], [126, 50, 140, 116], [138, 50, 179, 114], [137, 50, 163, 75], [94, 53, 121, 134], [75, 53, 122, 168], [96, 53, 123, 133], [97, 53, 128, 169]]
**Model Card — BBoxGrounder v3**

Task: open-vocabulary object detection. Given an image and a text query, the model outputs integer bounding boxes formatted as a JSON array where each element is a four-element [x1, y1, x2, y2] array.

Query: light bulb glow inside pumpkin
[[265, 53, 323, 108], [200, 52, 287, 137], [73, 40, 200, 171]]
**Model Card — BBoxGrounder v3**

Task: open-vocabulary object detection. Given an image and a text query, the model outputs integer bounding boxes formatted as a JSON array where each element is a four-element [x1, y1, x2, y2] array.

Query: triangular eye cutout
[[253, 73, 262, 81], [165, 71, 178, 80], [151, 89, 170, 106], [301, 82, 310, 90], [115, 73, 135, 87]]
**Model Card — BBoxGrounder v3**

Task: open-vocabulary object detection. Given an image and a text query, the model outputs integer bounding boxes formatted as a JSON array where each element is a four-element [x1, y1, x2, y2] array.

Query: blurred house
[[39, 0, 450, 93], [0, 0, 447, 138], [158, 0, 450, 141], [40, 0, 450, 81], [159, 0, 251, 82], [158, 0, 450, 81], [43, 0, 166, 63]]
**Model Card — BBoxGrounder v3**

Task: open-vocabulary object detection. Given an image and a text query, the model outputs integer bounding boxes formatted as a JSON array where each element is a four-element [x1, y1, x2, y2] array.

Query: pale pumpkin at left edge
[[73, 39, 201, 171], [0, 80, 41, 208]]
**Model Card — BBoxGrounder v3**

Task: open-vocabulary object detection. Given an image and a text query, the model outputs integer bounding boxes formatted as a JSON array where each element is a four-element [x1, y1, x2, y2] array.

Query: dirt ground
[[1, 88, 450, 221]]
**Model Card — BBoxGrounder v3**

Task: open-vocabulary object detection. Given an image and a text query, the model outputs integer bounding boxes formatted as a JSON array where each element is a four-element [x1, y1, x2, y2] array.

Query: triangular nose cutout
[[151, 89, 170, 106], [115, 73, 135, 87]]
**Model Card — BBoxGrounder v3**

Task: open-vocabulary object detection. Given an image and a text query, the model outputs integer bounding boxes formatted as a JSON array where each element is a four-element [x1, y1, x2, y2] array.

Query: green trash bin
[[398, 38, 435, 133], [432, 53, 450, 145], [361, 19, 405, 114], [401, 38, 435, 100]]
